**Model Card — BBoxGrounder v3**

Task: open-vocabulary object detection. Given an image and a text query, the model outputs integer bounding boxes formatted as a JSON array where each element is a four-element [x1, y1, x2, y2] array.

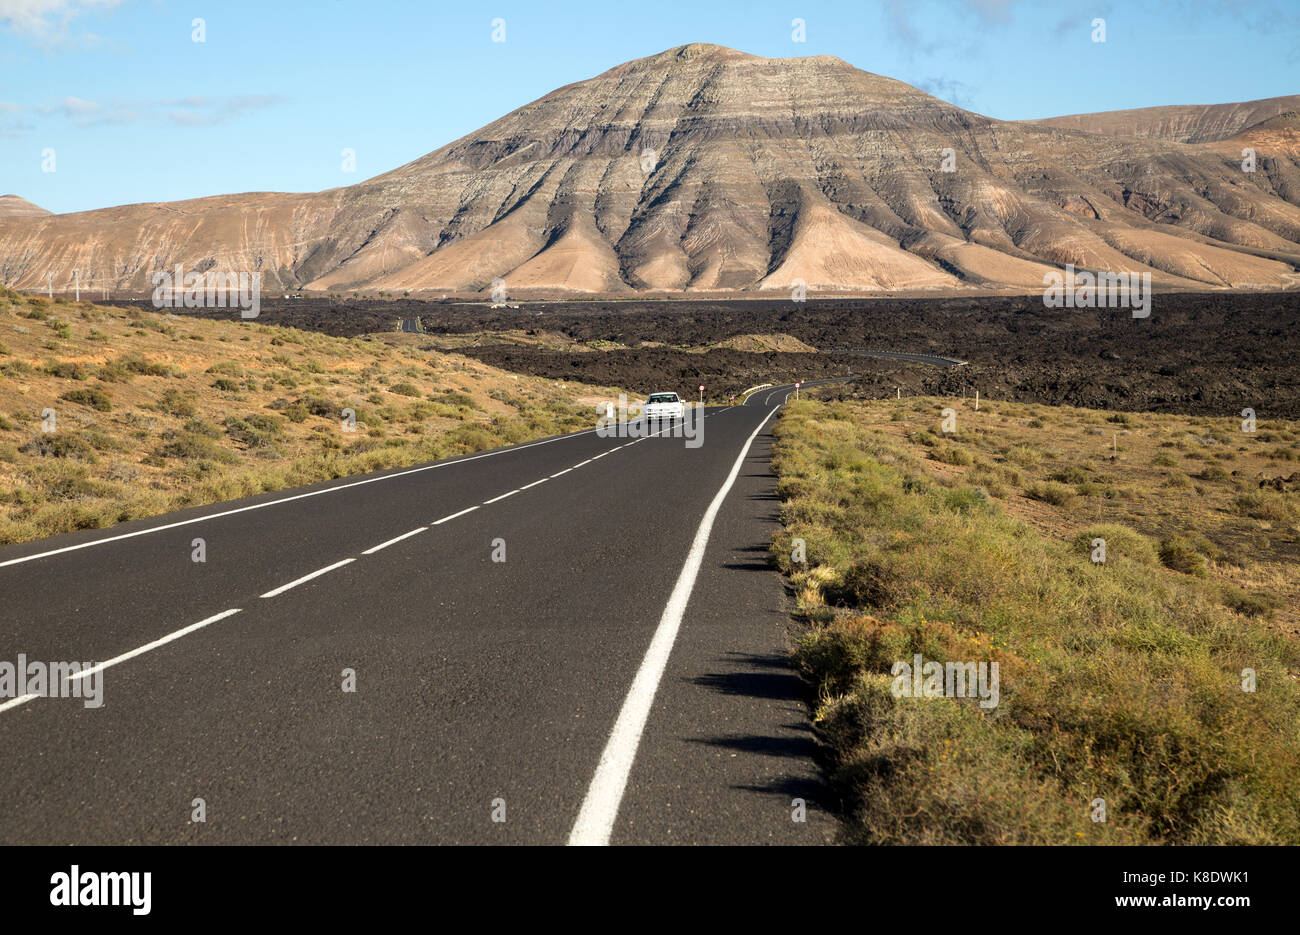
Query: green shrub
[[1024, 480, 1076, 507], [1235, 491, 1295, 523], [1159, 536, 1208, 576], [1220, 585, 1282, 619], [18, 433, 98, 461], [156, 389, 197, 417], [1048, 465, 1091, 484], [153, 432, 238, 463], [0, 360, 35, 377], [300, 395, 337, 417], [1197, 464, 1231, 483], [1072, 523, 1159, 566], [224, 414, 284, 449], [59, 387, 112, 411], [43, 361, 87, 380], [930, 444, 974, 466]]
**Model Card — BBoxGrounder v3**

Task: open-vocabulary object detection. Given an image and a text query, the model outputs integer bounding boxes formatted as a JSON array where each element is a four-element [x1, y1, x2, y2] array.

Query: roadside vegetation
[[770, 395, 1300, 844], [0, 287, 627, 546]]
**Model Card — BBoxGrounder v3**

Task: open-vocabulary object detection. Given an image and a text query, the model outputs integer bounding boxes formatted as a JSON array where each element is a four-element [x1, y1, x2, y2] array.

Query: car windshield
[[647, 394, 678, 404]]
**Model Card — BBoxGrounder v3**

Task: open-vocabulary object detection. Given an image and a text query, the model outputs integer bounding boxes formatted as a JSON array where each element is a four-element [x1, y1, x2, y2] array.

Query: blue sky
[[2, 0, 1296, 214]]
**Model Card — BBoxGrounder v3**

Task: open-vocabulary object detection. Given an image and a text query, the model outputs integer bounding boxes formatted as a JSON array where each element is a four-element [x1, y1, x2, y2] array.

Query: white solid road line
[[433, 505, 480, 525], [66, 609, 243, 682], [260, 559, 355, 599], [573, 460, 593, 468], [550, 468, 573, 478], [0, 426, 605, 570], [568, 403, 782, 846], [362, 526, 428, 555], [519, 478, 548, 491], [0, 693, 39, 714], [483, 489, 520, 505]]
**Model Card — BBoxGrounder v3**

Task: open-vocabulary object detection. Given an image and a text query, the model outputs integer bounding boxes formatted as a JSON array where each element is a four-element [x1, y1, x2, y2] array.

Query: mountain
[[1, 44, 1298, 296], [0, 195, 52, 219], [1027, 94, 1300, 143]]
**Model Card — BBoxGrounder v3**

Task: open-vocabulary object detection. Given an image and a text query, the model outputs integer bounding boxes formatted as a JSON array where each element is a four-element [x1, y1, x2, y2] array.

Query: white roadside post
[[975, 390, 979, 411], [698, 384, 704, 409], [795, 381, 801, 400]]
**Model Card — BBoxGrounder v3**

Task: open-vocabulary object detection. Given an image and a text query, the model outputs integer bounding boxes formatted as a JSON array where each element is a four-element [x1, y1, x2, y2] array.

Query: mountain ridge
[[2, 43, 1298, 295]]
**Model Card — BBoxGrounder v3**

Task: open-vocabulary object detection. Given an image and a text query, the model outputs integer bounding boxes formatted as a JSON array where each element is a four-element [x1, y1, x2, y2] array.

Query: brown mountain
[[2, 44, 1298, 296], [1028, 94, 1300, 143], [0, 195, 52, 219]]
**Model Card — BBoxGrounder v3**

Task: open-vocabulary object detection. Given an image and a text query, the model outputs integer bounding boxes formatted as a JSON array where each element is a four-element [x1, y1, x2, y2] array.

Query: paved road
[[818, 349, 968, 366], [0, 380, 847, 845]]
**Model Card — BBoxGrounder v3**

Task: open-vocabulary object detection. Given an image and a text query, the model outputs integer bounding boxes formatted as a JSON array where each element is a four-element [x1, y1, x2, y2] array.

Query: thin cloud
[[0, 0, 124, 47], [163, 94, 281, 127], [7, 93, 282, 132], [915, 77, 975, 108]]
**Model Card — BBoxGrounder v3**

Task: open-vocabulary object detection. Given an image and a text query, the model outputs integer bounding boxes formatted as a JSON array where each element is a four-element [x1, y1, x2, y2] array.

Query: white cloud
[[4, 94, 282, 132], [915, 77, 975, 108], [162, 94, 281, 127], [0, 0, 123, 46]]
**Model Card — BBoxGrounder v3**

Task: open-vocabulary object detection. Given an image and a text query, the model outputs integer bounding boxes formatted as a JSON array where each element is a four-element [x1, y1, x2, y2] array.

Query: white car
[[643, 392, 685, 422]]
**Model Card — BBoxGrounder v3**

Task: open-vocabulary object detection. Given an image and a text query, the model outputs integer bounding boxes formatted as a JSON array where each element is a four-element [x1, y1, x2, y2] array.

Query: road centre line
[[0, 694, 39, 714], [484, 489, 520, 505], [260, 559, 355, 599], [0, 427, 606, 570], [362, 527, 428, 555], [4, 405, 788, 706], [66, 609, 244, 682], [433, 505, 480, 525]]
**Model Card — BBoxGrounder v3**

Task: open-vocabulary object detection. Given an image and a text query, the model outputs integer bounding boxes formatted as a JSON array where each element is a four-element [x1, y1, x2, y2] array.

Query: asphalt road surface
[[0, 379, 848, 845]]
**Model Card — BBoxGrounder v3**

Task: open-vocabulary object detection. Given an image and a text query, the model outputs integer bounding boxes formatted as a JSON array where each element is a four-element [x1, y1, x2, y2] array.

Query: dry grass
[[770, 398, 1300, 845], [825, 394, 1300, 640], [0, 288, 629, 545]]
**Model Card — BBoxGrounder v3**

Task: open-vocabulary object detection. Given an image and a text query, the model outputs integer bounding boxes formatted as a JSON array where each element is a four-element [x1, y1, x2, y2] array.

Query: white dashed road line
[[66, 608, 244, 683], [0, 427, 607, 570], [433, 505, 480, 525], [362, 527, 428, 555], [260, 559, 355, 599], [7, 402, 771, 709], [0, 694, 39, 714]]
